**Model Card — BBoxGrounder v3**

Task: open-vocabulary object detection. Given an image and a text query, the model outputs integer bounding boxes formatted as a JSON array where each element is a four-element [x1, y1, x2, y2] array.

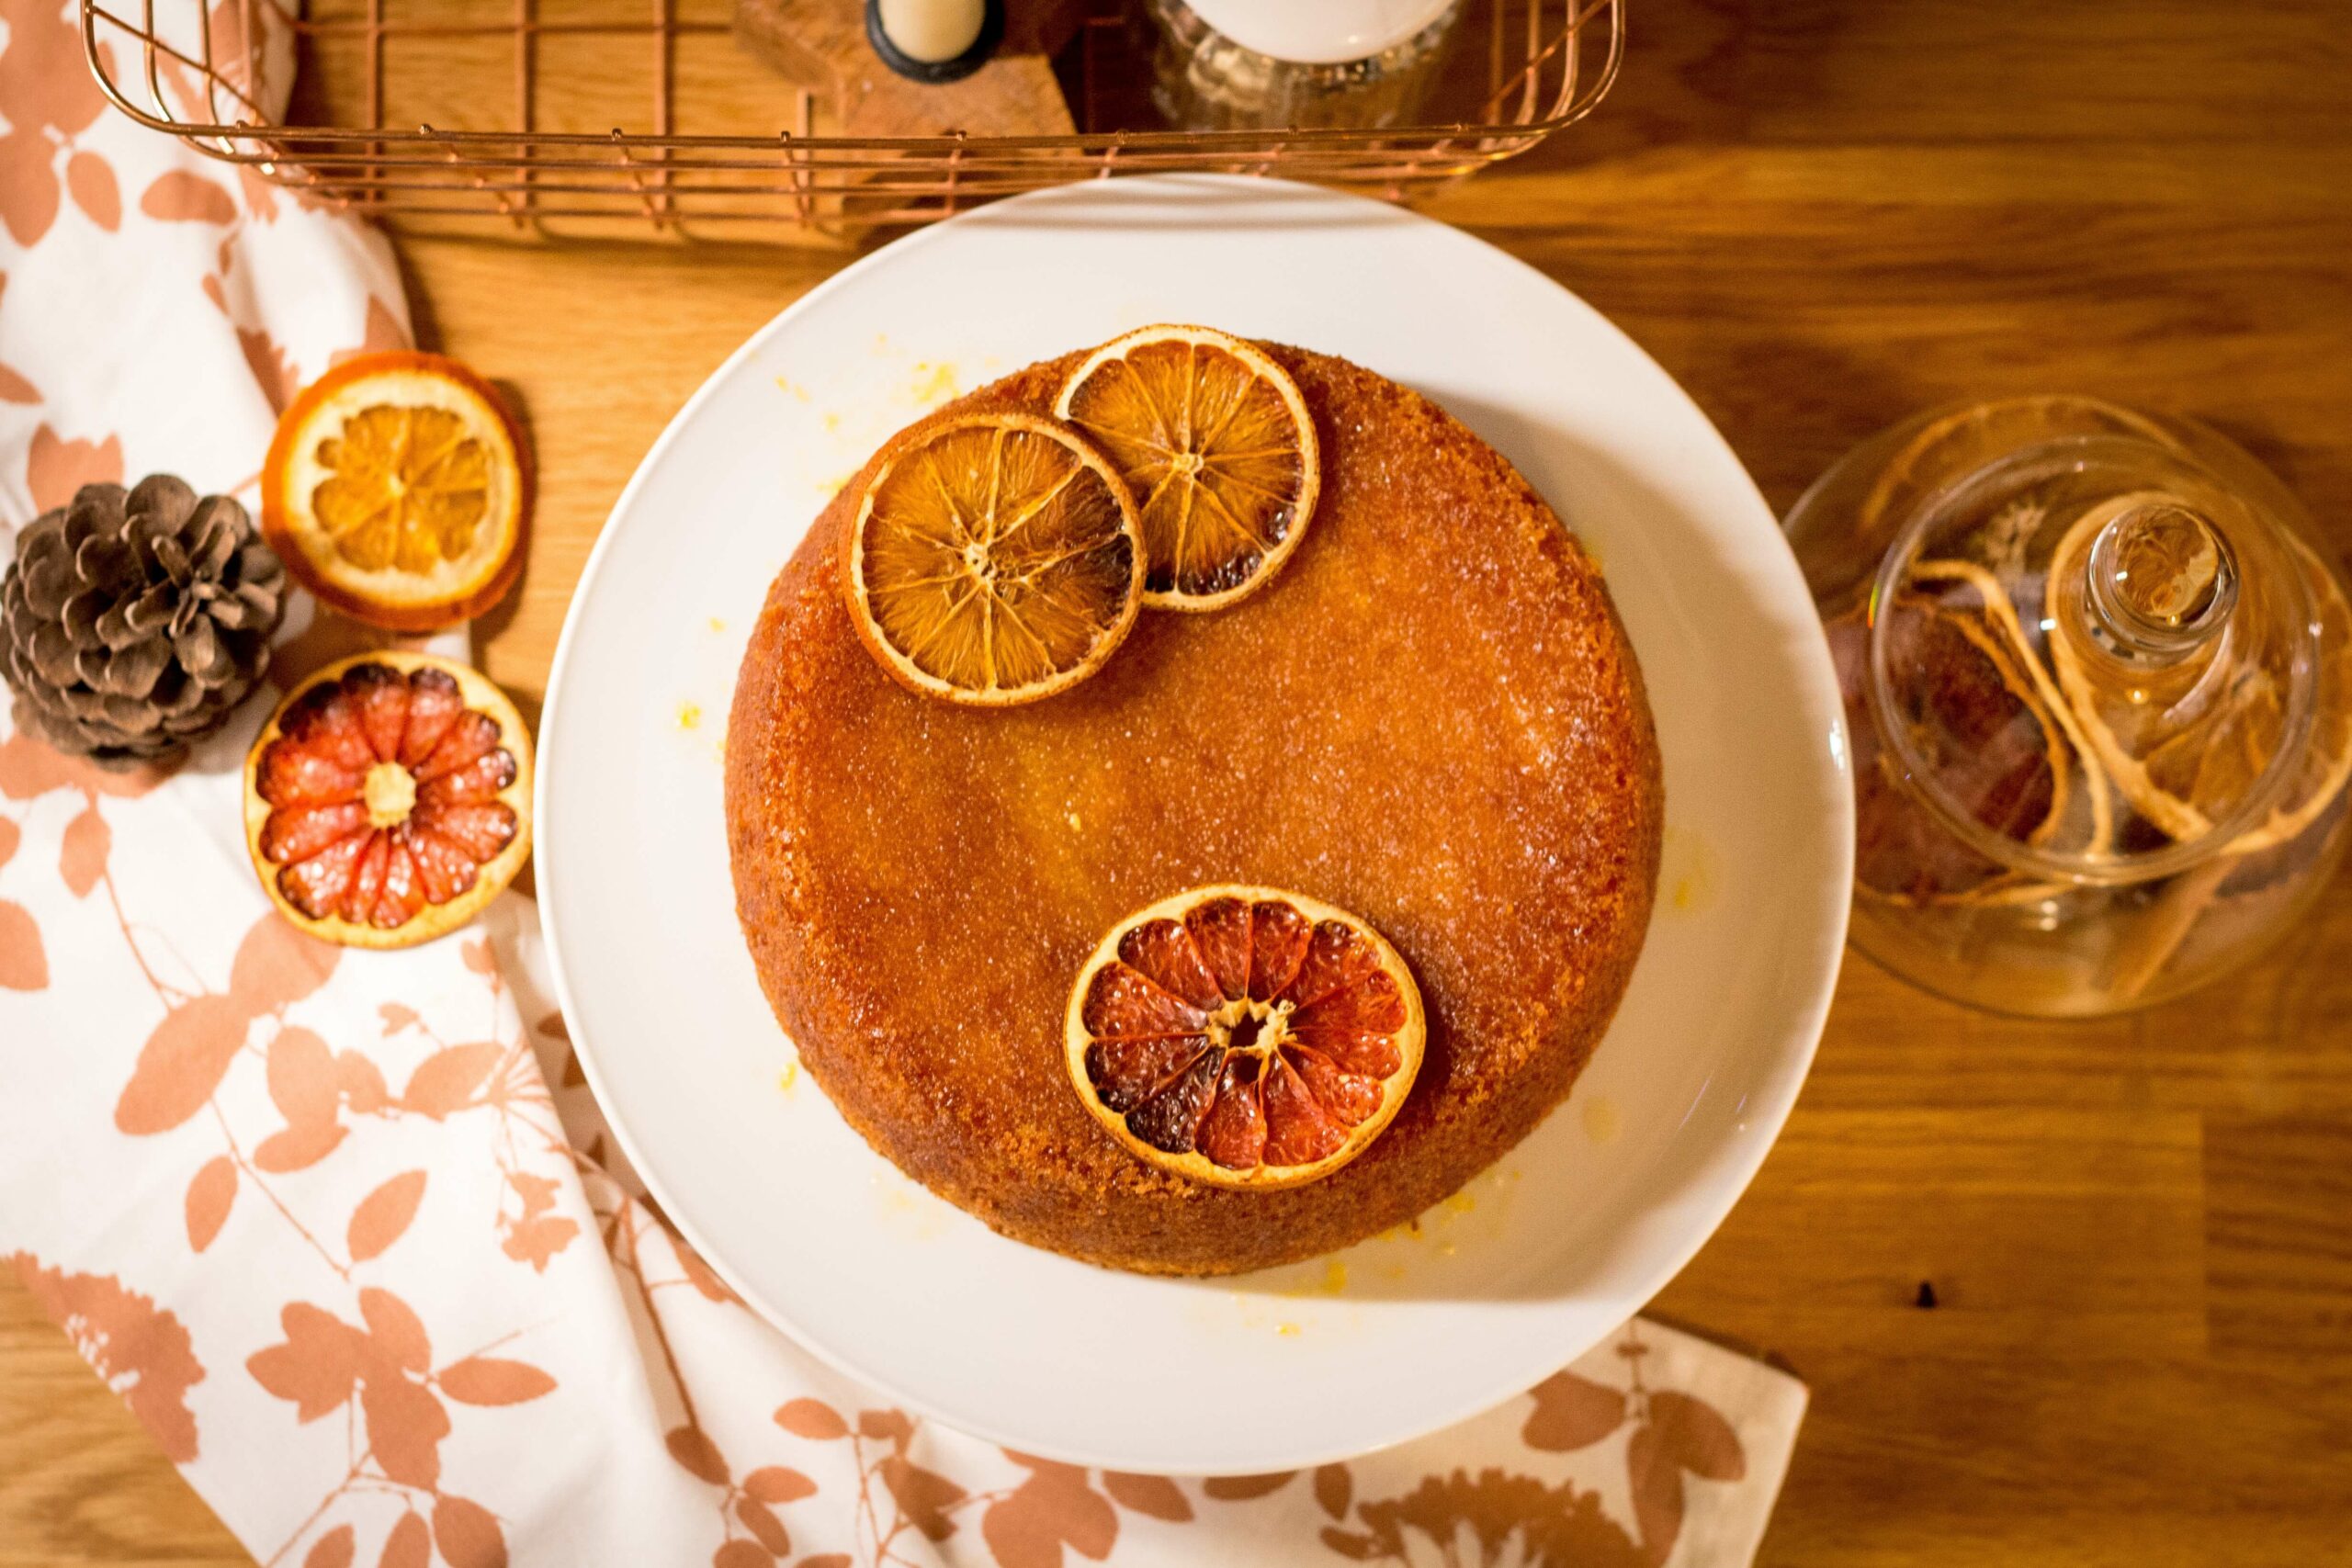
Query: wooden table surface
[[10, 0, 2352, 1561]]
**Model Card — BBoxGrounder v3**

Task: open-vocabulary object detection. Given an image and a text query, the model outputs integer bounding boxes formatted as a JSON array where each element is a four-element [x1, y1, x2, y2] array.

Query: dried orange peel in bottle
[[263, 351, 530, 633], [1854, 397, 2179, 550], [1065, 886, 1424, 1190], [2045, 497, 2352, 855], [1841, 587, 2075, 906], [1055, 324, 1321, 612]]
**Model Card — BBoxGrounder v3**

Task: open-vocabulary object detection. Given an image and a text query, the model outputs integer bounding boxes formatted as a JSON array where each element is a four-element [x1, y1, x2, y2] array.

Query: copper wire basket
[[82, 0, 1623, 242]]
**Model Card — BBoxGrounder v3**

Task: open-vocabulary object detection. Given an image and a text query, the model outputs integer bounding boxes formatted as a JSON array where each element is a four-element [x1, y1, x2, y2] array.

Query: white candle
[[875, 0, 987, 63], [1184, 0, 1456, 64]]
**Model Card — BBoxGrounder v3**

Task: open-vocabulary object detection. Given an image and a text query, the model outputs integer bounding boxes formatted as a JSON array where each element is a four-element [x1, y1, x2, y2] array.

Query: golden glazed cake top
[[726, 342, 1663, 1276]]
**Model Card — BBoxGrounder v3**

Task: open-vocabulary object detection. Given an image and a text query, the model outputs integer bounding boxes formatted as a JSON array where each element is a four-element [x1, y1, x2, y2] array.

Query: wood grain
[[0, 1282, 243, 1564], [11, 0, 2352, 1560]]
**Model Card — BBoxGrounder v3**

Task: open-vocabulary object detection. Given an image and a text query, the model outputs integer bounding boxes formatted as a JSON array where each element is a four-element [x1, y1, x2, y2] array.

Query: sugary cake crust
[[726, 344, 1662, 1276]]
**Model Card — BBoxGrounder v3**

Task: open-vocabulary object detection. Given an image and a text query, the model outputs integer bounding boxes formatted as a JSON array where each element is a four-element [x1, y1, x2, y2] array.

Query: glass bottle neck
[[2077, 496, 2237, 664], [2048, 491, 2243, 732]]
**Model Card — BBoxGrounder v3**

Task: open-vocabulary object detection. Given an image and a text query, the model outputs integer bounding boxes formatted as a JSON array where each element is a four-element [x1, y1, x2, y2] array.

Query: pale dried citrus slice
[[1065, 886, 1425, 1190], [243, 650, 532, 949], [1856, 397, 2179, 547], [843, 412, 1144, 706], [263, 351, 530, 633], [1054, 324, 1320, 611], [2049, 510, 2352, 852]]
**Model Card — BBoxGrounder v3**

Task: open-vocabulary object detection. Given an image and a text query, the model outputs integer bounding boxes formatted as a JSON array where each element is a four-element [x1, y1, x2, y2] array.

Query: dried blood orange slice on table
[[243, 651, 532, 948], [263, 351, 530, 632], [1065, 886, 1425, 1190], [843, 412, 1145, 705], [1054, 324, 1320, 611]]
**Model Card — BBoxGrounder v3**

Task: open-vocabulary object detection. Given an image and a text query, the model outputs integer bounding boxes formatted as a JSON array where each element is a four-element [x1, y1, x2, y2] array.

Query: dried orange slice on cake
[[243, 651, 532, 948], [843, 412, 1145, 705], [263, 351, 530, 632], [1065, 886, 1425, 1190], [1055, 324, 1320, 611]]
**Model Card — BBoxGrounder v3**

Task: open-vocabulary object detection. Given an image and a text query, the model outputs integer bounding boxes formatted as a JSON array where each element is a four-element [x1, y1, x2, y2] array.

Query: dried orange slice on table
[[1065, 886, 1425, 1190], [243, 651, 532, 948], [1055, 324, 1320, 611], [843, 412, 1145, 705], [263, 351, 530, 632]]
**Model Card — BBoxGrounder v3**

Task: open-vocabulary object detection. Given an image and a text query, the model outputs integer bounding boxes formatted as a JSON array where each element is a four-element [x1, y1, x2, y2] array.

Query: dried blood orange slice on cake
[[843, 412, 1145, 705], [1054, 324, 1320, 611], [263, 352, 530, 632], [243, 651, 532, 948], [1064, 886, 1425, 1190]]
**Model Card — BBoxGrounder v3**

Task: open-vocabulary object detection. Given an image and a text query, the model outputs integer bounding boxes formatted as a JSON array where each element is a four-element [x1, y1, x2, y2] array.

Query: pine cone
[[3, 476, 287, 769]]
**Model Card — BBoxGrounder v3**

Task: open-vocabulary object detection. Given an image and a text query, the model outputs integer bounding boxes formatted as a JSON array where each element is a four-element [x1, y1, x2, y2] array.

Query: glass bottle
[[1142, 0, 1463, 131], [1784, 398, 2351, 1016]]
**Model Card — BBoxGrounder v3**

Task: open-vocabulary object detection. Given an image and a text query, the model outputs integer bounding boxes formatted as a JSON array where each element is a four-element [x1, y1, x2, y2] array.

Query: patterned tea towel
[[0, 2, 1809, 1563]]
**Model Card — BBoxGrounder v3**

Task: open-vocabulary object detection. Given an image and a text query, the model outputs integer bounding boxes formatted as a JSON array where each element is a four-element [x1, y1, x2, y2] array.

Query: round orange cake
[[726, 343, 1662, 1276]]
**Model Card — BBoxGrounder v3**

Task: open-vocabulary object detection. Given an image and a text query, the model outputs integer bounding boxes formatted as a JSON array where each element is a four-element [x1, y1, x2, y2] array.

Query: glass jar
[[1142, 0, 1463, 131], [1785, 398, 2352, 1016]]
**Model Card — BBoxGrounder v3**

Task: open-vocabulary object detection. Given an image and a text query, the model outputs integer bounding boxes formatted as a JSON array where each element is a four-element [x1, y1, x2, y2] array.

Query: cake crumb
[[708, 616, 727, 634], [777, 1059, 798, 1096], [676, 701, 702, 731], [905, 360, 962, 408], [1275, 1322, 1302, 1337], [1065, 811, 1081, 830], [1662, 825, 1718, 915], [871, 1170, 947, 1240], [1581, 1096, 1622, 1145]]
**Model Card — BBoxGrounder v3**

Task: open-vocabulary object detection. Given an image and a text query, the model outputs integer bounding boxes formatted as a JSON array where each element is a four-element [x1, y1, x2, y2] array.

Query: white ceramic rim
[[535, 175, 1852, 1472]]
